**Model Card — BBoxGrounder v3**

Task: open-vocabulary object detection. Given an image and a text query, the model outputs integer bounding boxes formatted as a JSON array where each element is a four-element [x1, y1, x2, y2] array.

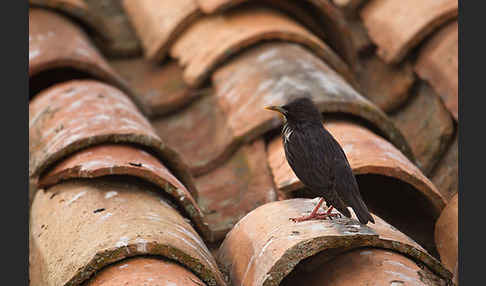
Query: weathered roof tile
[[430, 133, 458, 202], [29, 178, 225, 286], [361, 0, 458, 64], [218, 199, 452, 286], [38, 144, 209, 238], [389, 82, 455, 175], [435, 193, 458, 280], [195, 139, 277, 242], [110, 58, 206, 117], [29, 8, 128, 97], [170, 6, 353, 87], [355, 56, 415, 112], [30, 0, 141, 56], [122, 0, 200, 61], [415, 20, 458, 121], [282, 248, 446, 286], [86, 257, 207, 286], [29, 80, 197, 200]]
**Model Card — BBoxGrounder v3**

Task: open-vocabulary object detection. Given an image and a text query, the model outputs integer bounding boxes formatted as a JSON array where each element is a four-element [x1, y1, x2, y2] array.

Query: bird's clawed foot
[[289, 212, 341, 223]]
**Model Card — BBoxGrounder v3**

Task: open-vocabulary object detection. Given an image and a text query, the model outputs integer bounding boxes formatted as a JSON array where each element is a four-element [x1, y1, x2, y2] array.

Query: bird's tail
[[351, 196, 375, 224]]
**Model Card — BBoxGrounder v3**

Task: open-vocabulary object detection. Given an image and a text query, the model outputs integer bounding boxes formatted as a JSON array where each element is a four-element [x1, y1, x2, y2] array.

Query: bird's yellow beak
[[264, 105, 285, 114], [265, 105, 286, 121]]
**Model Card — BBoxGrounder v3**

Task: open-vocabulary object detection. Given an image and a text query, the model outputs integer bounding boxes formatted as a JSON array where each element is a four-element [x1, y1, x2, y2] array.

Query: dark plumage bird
[[265, 97, 374, 224]]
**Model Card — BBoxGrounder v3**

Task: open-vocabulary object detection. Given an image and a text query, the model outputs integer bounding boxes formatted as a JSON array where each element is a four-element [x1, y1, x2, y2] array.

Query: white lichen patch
[[66, 190, 86, 206], [105, 191, 118, 199]]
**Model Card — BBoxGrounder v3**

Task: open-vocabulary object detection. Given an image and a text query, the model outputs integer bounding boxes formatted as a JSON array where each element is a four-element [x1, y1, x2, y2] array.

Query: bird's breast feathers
[[282, 124, 293, 143]]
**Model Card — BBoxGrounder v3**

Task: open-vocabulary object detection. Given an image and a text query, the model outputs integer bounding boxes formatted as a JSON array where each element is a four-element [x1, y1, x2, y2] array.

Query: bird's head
[[265, 97, 322, 125]]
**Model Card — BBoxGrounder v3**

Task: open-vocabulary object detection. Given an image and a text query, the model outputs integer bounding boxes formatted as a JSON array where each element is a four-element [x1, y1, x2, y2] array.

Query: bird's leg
[[314, 206, 342, 220], [289, 198, 325, 222]]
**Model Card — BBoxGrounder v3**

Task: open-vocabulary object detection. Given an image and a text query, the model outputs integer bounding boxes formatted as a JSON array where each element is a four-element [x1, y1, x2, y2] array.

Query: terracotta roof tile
[[86, 257, 207, 286], [30, 0, 141, 56], [389, 82, 455, 174], [109, 58, 207, 117], [122, 0, 200, 61], [435, 193, 458, 282], [29, 8, 130, 99], [431, 133, 458, 202], [195, 139, 277, 242], [361, 0, 458, 64], [355, 56, 416, 112], [37, 144, 209, 238], [151, 94, 233, 176], [218, 199, 452, 286], [282, 248, 446, 285], [415, 20, 458, 121], [196, 0, 357, 68], [29, 80, 197, 201], [29, 178, 225, 286], [170, 6, 353, 87], [212, 42, 413, 158]]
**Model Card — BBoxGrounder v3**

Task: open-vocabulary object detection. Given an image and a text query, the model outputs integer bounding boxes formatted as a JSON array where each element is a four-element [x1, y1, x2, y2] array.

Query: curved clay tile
[[282, 248, 447, 286], [86, 257, 207, 286], [267, 120, 445, 216], [389, 82, 455, 175], [435, 193, 458, 277], [355, 56, 416, 112], [212, 42, 413, 160], [122, 0, 200, 61], [415, 20, 458, 121], [37, 144, 209, 239], [29, 80, 198, 200], [110, 58, 208, 118], [194, 139, 277, 242], [29, 178, 225, 286], [30, 0, 141, 56], [151, 94, 234, 176], [28, 8, 135, 103], [170, 6, 353, 87], [361, 0, 458, 64], [218, 199, 453, 286], [196, 0, 357, 68], [431, 134, 458, 202]]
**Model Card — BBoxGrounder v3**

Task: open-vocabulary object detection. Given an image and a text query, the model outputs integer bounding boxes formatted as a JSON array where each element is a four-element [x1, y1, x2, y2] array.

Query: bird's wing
[[284, 127, 346, 204]]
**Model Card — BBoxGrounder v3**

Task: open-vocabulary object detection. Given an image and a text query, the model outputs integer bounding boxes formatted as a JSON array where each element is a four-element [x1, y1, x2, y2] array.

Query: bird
[[265, 97, 375, 224]]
